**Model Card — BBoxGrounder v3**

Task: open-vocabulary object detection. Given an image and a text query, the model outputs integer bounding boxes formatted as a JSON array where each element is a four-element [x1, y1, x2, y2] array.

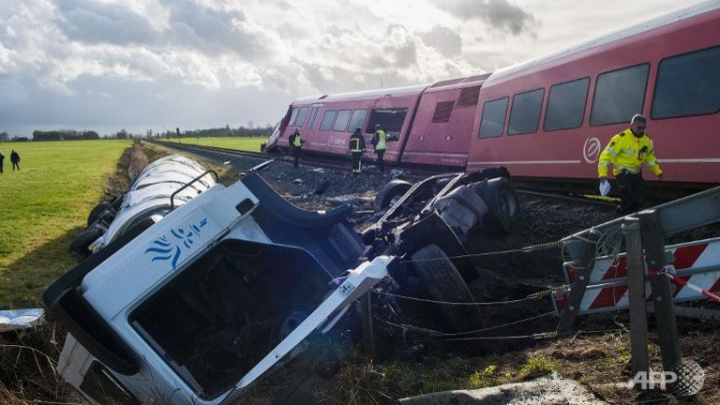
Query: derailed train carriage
[[268, 1, 720, 195]]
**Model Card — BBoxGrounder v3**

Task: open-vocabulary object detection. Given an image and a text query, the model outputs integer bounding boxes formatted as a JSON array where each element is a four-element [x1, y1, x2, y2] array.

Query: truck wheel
[[87, 202, 110, 226], [271, 306, 311, 343], [476, 177, 518, 235], [492, 178, 518, 235], [410, 244, 481, 331], [373, 180, 412, 212], [69, 227, 104, 258]]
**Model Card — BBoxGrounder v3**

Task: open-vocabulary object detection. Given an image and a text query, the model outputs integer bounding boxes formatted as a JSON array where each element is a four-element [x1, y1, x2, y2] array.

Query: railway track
[[146, 139, 623, 210], [146, 139, 437, 180]]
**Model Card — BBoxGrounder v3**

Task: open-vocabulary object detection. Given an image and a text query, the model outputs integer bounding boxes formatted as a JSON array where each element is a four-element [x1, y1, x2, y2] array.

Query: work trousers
[[351, 152, 363, 174], [291, 147, 302, 167], [376, 149, 385, 172], [616, 172, 645, 215]]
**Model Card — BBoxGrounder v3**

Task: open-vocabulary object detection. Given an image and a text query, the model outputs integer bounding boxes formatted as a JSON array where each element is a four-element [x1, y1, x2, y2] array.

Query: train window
[[544, 78, 589, 131], [652, 45, 720, 119], [590, 63, 649, 126], [294, 107, 309, 127], [347, 109, 368, 132], [508, 88, 544, 135], [319, 110, 337, 131], [368, 108, 408, 139], [288, 108, 300, 127], [308, 106, 322, 129], [478, 97, 508, 138], [333, 110, 352, 131]]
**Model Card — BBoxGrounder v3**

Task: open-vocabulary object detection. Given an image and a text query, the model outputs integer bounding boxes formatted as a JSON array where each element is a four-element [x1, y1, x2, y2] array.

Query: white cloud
[[0, 0, 712, 137]]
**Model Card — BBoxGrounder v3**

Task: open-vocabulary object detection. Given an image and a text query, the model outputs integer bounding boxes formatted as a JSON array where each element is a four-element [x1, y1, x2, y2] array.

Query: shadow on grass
[[0, 227, 84, 309]]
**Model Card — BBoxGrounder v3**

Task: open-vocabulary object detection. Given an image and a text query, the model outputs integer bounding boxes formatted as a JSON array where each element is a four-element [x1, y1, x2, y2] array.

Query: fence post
[[638, 210, 681, 373], [557, 230, 600, 334], [622, 218, 649, 385], [360, 292, 376, 357]]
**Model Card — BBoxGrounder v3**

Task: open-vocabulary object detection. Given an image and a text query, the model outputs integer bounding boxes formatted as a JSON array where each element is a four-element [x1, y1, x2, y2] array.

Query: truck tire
[[373, 180, 412, 212], [475, 177, 518, 235], [410, 244, 481, 331], [87, 202, 110, 226], [69, 227, 104, 258]]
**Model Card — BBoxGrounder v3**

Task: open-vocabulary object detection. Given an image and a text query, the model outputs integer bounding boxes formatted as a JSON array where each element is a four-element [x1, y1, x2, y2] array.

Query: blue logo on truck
[[145, 218, 208, 269]]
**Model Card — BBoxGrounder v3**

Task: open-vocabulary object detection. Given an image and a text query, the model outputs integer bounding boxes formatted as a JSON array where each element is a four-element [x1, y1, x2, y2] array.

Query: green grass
[[164, 136, 267, 151], [0, 140, 132, 308], [518, 354, 559, 379]]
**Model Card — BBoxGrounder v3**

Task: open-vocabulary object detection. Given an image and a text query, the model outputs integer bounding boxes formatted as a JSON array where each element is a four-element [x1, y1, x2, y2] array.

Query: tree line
[[23, 124, 274, 142]]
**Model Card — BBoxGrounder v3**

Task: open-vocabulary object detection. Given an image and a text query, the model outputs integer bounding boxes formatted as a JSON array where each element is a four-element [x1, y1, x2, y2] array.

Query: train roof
[[291, 84, 429, 105], [485, 0, 720, 85], [290, 73, 491, 105]]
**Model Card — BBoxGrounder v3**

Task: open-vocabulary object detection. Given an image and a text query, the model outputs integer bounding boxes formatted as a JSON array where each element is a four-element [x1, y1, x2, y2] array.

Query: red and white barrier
[[553, 237, 720, 316]]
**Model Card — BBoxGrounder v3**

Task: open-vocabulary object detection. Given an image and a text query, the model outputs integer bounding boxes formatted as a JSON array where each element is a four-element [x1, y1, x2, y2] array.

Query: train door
[[365, 107, 410, 164], [301, 103, 324, 152], [400, 91, 439, 166]]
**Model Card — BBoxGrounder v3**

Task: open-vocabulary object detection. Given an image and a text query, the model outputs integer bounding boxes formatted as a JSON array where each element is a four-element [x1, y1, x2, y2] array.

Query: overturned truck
[[44, 157, 518, 405]]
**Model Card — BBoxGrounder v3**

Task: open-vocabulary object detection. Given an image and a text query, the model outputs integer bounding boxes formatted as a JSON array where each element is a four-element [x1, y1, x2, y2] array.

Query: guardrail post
[[557, 230, 600, 334], [622, 218, 649, 385], [638, 210, 681, 373], [360, 292, 376, 357]]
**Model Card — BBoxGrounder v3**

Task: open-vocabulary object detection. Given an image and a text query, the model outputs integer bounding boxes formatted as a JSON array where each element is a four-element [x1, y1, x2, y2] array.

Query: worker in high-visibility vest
[[349, 127, 366, 175], [372, 124, 387, 172], [288, 127, 304, 167], [598, 114, 664, 215]]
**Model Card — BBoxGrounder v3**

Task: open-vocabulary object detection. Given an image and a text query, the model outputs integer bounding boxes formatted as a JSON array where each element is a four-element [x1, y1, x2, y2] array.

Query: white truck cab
[[47, 152, 520, 404], [46, 172, 395, 404]]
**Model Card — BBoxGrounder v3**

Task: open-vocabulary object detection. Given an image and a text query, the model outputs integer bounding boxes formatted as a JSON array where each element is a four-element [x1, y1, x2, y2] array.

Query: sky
[[0, 0, 710, 138]]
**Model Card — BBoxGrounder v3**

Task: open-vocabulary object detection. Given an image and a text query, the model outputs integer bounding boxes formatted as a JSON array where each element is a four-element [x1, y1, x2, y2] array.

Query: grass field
[[163, 136, 266, 151], [0, 139, 132, 308]]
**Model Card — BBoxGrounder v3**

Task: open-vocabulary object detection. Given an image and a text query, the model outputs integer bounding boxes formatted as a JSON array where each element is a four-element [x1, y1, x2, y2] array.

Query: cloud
[[164, 1, 266, 58], [382, 25, 418, 68], [419, 26, 463, 58], [55, 0, 160, 46], [439, 0, 536, 35]]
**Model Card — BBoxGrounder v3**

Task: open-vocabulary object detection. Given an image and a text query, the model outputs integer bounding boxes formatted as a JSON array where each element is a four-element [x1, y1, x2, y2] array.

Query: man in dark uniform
[[288, 128, 304, 167], [0, 151, 4, 173], [10, 150, 20, 171], [348, 127, 366, 175]]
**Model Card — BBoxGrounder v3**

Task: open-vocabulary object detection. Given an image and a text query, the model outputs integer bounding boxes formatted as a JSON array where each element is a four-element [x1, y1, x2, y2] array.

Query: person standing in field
[[10, 150, 20, 171], [0, 151, 4, 173]]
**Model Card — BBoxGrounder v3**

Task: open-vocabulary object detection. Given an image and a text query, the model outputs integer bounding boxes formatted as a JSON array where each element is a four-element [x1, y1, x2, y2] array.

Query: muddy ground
[[2, 143, 718, 405]]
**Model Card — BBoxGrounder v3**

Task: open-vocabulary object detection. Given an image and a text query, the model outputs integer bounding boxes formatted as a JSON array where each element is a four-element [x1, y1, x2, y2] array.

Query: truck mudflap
[[553, 237, 720, 315]]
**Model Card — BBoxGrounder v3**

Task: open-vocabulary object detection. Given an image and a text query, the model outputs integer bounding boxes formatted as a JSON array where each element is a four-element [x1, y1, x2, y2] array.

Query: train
[[266, 1, 720, 196]]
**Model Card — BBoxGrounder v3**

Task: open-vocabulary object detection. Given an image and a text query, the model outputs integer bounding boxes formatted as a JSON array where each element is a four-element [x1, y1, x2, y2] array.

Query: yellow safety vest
[[374, 130, 386, 151], [598, 129, 662, 177], [292, 134, 302, 147]]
